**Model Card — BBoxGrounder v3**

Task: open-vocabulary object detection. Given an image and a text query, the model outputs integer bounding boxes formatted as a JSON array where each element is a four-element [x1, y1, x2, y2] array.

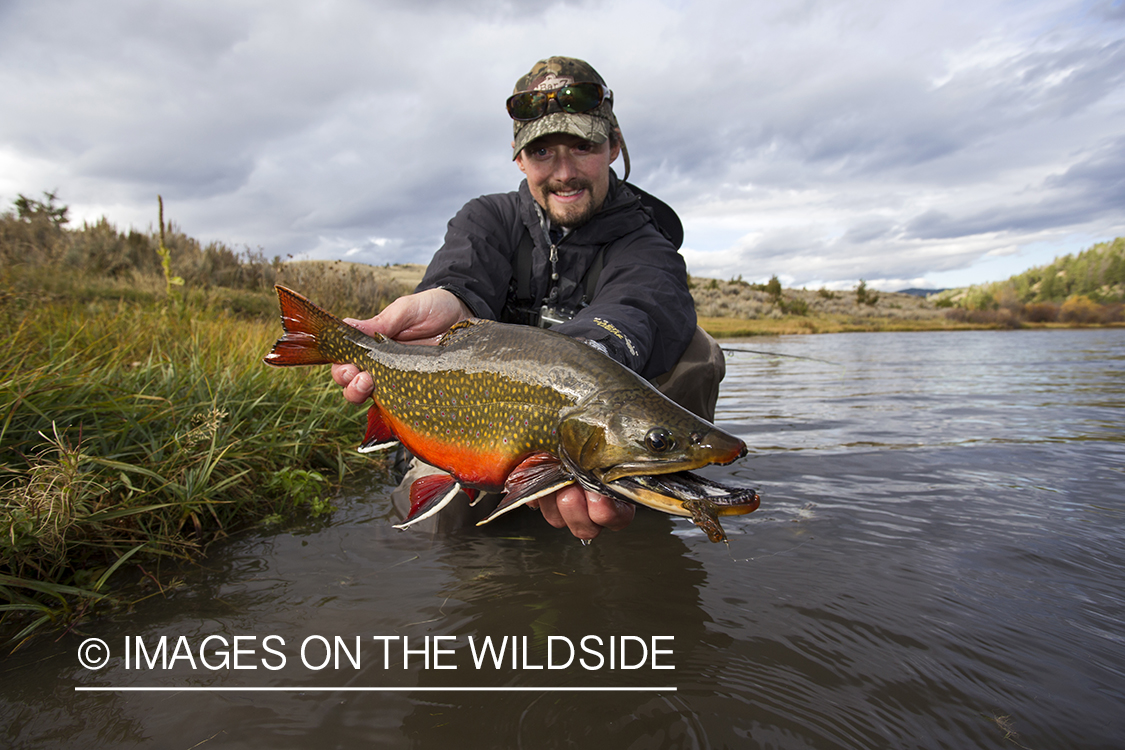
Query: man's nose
[[553, 149, 579, 181]]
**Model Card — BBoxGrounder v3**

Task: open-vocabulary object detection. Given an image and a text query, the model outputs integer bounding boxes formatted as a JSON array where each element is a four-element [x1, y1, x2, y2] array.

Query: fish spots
[[359, 366, 568, 460]]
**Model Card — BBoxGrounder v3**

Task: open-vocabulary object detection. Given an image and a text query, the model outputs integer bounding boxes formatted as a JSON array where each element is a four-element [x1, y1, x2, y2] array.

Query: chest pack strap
[[514, 230, 604, 313]]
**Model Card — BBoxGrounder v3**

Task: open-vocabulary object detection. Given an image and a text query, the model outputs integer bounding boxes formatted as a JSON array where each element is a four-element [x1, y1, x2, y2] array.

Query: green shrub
[[855, 280, 879, 306]]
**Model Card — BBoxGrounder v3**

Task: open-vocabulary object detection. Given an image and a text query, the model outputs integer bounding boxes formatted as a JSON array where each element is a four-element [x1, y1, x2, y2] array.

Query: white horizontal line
[[75, 686, 675, 693]]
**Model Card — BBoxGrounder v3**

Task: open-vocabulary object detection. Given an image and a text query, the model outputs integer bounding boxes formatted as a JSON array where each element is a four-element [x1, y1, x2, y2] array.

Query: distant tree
[[1038, 272, 1062, 301], [855, 279, 879, 306], [14, 190, 69, 227], [1107, 250, 1125, 287], [765, 275, 782, 303]]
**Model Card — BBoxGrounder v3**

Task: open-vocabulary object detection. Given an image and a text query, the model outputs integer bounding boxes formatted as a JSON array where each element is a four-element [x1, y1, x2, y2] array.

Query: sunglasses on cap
[[506, 82, 612, 122]]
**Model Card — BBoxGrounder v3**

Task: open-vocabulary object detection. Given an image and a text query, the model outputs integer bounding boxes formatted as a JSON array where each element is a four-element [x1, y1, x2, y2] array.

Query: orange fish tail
[[264, 285, 352, 367]]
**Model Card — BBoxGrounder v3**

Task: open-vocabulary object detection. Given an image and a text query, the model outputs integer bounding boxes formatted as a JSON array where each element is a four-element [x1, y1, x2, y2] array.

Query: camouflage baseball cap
[[510, 56, 622, 159]]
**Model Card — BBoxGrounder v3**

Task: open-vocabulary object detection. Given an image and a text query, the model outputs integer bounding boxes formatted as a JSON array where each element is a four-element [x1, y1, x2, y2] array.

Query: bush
[[943, 307, 1021, 328], [1059, 295, 1103, 324], [962, 287, 998, 311], [1023, 302, 1059, 323], [779, 296, 809, 316]]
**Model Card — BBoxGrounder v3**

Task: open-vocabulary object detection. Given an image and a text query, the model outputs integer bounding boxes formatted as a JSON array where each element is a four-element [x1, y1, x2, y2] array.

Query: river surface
[[3, 329, 1123, 749]]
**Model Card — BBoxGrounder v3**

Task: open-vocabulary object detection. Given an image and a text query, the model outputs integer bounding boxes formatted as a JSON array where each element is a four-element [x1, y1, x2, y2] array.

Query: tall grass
[[0, 265, 381, 646], [0, 194, 413, 645]]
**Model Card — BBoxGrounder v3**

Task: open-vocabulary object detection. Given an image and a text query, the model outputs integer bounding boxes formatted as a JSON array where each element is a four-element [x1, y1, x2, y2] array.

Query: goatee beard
[[544, 179, 597, 229]]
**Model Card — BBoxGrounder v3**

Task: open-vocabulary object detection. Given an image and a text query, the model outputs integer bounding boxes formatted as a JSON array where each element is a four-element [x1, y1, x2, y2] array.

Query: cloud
[[905, 135, 1125, 240], [1, 0, 1122, 290]]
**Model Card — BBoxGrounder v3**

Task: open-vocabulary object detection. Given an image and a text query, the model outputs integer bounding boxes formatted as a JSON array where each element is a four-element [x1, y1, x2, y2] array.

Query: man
[[332, 57, 724, 540]]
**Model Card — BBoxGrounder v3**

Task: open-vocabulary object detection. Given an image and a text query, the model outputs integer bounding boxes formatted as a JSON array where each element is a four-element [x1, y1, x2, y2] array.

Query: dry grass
[[286, 260, 427, 290], [693, 278, 964, 336]]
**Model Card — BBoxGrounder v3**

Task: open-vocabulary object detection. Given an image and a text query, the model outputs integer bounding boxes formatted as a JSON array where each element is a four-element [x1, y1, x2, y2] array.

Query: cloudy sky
[[2, 0, 1122, 291]]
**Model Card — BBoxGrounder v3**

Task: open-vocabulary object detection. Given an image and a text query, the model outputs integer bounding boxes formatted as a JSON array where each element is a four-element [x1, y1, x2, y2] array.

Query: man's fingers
[[331, 363, 357, 387], [554, 485, 602, 540], [586, 493, 635, 531], [531, 486, 635, 539], [343, 370, 373, 404]]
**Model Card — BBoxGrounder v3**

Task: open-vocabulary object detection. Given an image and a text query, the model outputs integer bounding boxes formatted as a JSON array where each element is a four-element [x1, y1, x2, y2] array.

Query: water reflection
[[395, 519, 719, 747]]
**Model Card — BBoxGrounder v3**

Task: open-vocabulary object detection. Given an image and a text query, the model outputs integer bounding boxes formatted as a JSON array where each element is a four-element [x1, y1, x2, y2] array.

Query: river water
[[3, 329, 1123, 749]]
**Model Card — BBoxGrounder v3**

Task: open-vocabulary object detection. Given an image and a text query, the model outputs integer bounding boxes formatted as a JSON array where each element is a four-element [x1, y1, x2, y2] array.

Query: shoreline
[[699, 315, 1125, 338]]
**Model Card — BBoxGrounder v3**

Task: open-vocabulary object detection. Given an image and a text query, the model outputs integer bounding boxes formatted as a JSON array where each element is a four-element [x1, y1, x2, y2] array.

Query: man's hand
[[331, 288, 472, 404], [529, 485, 636, 540]]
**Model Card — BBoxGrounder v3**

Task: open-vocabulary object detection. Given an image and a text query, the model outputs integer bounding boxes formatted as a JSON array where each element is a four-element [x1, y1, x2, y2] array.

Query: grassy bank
[[0, 267, 379, 647]]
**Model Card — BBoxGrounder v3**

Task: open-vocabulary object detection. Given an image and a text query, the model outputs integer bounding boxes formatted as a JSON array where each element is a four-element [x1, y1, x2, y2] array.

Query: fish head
[[557, 387, 757, 523], [558, 386, 747, 485], [555, 386, 756, 521]]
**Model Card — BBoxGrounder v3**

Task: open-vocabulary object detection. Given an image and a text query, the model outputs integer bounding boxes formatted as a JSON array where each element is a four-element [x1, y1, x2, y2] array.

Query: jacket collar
[[519, 169, 648, 245]]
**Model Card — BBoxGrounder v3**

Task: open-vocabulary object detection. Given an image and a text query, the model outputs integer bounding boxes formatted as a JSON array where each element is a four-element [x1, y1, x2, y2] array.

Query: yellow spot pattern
[[319, 323, 570, 486]]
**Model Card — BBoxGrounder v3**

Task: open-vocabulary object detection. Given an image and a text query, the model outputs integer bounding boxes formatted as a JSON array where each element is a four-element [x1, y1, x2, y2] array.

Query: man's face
[[515, 132, 620, 229]]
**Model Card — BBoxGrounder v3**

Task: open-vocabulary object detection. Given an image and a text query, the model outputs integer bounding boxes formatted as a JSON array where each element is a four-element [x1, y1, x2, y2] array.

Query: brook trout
[[264, 286, 759, 541]]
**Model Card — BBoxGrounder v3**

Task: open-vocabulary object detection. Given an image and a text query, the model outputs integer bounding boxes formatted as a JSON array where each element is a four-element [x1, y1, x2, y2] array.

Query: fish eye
[[645, 427, 674, 453]]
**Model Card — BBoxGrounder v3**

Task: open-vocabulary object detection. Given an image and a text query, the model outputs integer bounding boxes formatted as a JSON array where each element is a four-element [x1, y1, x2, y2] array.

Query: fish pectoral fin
[[394, 474, 463, 530], [357, 405, 399, 453], [477, 453, 574, 526]]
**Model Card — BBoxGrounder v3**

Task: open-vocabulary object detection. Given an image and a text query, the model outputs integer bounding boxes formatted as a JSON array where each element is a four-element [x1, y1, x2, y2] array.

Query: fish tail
[[263, 285, 383, 367]]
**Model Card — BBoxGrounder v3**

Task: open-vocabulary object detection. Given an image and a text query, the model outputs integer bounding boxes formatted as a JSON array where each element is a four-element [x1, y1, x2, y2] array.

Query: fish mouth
[[602, 471, 760, 518], [596, 443, 749, 484], [599, 458, 708, 484]]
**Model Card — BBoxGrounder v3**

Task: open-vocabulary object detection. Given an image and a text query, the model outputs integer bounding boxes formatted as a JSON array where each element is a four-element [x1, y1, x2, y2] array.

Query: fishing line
[[400, 595, 452, 628], [721, 347, 841, 367], [725, 535, 815, 564]]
